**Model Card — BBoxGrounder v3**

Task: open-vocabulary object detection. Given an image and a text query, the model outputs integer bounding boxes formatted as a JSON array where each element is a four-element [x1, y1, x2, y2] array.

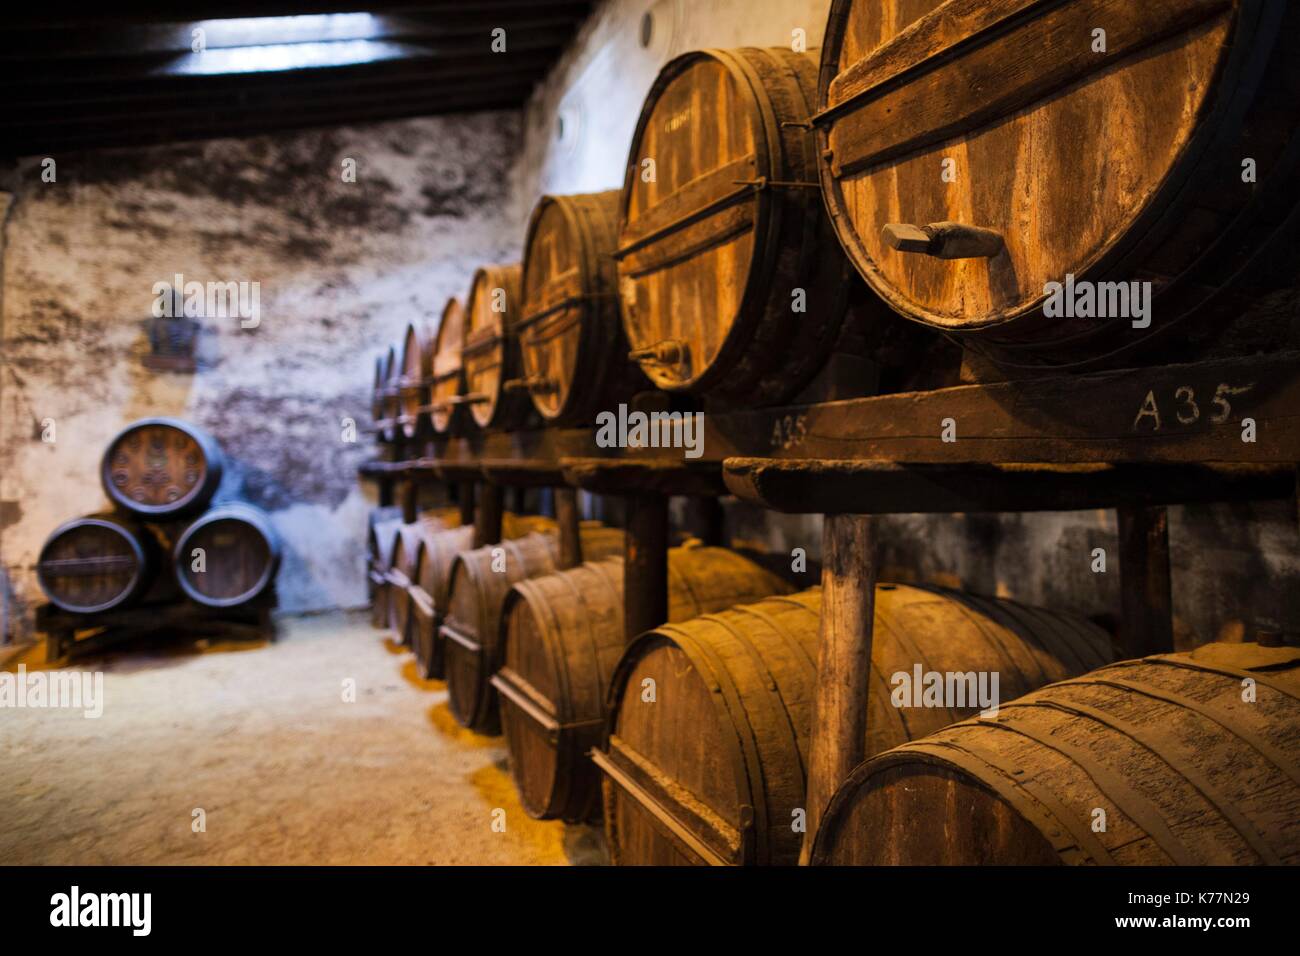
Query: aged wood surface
[[367, 511, 403, 629], [173, 504, 280, 609], [618, 47, 855, 405], [554, 487, 582, 570], [398, 320, 431, 440], [472, 483, 504, 549], [101, 418, 222, 516], [410, 523, 475, 680], [428, 297, 467, 436], [441, 524, 624, 732], [385, 512, 457, 646], [811, 643, 1300, 865], [520, 191, 641, 425], [495, 545, 791, 822], [623, 493, 669, 642], [364, 353, 1300, 480], [37, 514, 156, 614], [724, 459, 1294, 514], [596, 582, 1112, 865], [1117, 505, 1175, 658], [463, 263, 530, 431], [816, 0, 1300, 366], [800, 514, 875, 865]]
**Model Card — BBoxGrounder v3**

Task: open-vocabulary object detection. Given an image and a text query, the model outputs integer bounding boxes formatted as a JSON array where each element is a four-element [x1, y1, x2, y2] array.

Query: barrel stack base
[[36, 588, 278, 663]]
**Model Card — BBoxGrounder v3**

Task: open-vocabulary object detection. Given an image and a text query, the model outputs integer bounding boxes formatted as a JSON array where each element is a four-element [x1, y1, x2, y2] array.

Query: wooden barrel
[[397, 321, 432, 440], [495, 545, 794, 823], [374, 508, 462, 644], [816, 0, 1300, 369], [441, 524, 625, 733], [462, 264, 530, 431], [519, 191, 645, 425], [173, 503, 280, 608], [811, 641, 1300, 865], [595, 584, 1112, 865], [410, 511, 557, 680], [365, 505, 401, 597], [386, 520, 428, 646], [367, 511, 403, 629], [616, 47, 854, 406], [101, 417, 223, 517], [411, 525, 476, 678], [37, 514, 159, 614], [429, 297, 467, 436]]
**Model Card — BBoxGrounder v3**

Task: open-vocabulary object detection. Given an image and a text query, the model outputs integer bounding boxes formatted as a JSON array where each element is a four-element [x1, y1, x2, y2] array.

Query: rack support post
[[1117, 504, 1174, 658], [473, 482, 504, 549], [457, 481, 476, 527], [623, 492, 669, 643], [801, 513, 876, 865], [555, 486, 583, 570]]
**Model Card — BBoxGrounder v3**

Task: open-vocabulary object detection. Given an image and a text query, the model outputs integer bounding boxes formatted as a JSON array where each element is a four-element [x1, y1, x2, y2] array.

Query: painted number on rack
[[1132, 383, 1254, 432], [771, 414, 808, 451]]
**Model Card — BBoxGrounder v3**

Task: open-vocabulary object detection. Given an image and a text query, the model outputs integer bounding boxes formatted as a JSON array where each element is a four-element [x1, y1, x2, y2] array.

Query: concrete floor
[[0, 611, 606, 865]]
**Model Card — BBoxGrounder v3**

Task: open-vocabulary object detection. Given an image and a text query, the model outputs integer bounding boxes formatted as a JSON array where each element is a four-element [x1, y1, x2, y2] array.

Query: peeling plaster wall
[[510, 0, 833, 206], [1, 113, 523, 641]]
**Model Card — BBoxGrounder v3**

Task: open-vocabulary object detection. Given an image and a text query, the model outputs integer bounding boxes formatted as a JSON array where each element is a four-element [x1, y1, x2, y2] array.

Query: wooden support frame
[[1117, 504, 1175, 658], [457, 481, 476, 527], [555, 486, 582, 570], [623, 493, 669, 643], [358, 350, 1300, 867], [800, 514, 876, 864], [472, 482, 504, 549], [399, 477, 418, 523], [37, 592, 278, 663], [688, 496, 727, 546]]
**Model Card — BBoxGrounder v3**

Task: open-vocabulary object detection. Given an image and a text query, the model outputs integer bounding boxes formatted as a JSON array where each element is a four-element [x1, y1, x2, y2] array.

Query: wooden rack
[[36, 590, 278, 662], [360, 349, 1300, 860]]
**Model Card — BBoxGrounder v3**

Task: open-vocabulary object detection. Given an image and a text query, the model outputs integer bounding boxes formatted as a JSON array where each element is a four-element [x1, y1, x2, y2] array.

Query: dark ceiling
[[1, 2, 596, 156]]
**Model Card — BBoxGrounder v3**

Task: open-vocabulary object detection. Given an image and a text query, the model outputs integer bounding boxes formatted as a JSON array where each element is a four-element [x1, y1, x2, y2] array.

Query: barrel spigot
[[628, 339, 687, 366], [882, 221, 1004, 260]]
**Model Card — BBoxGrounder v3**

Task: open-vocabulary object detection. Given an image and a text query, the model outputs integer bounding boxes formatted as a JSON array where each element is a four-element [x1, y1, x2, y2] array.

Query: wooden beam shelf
[[360, 349, 1300, 865], [363, 351, 1300, 501]]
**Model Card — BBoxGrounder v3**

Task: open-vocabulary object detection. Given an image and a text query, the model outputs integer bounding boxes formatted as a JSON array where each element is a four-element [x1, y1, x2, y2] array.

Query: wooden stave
[[429, 297, 468, 436], [597, 583, 1113, 866], [815, 0, 1300, 370], [409, 512, 553, 679], [365, 506, 401, 602], [810, 643, 1300, 866], [100, 417, 224, 518], [367, 513, 403, 629], [463, 264, 530, 431], [397, 321, 432, 441], [441, 524, 625, 733], [36, 513, 158, 614], [498, 545, 795, 822], [411, 524, 477, 679], [386, 519, 430, 645], [520, 191, 645, 426], [173, 503, 281, 608], [617, 47, 856, 406]]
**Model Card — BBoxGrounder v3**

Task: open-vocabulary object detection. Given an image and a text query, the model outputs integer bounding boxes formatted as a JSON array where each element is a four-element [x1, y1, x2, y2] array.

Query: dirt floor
[[0, 611, 607, 865]]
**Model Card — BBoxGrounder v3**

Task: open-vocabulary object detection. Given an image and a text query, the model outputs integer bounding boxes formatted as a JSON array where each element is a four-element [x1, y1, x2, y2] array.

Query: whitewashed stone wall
[[0, 113, 524, 640]]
